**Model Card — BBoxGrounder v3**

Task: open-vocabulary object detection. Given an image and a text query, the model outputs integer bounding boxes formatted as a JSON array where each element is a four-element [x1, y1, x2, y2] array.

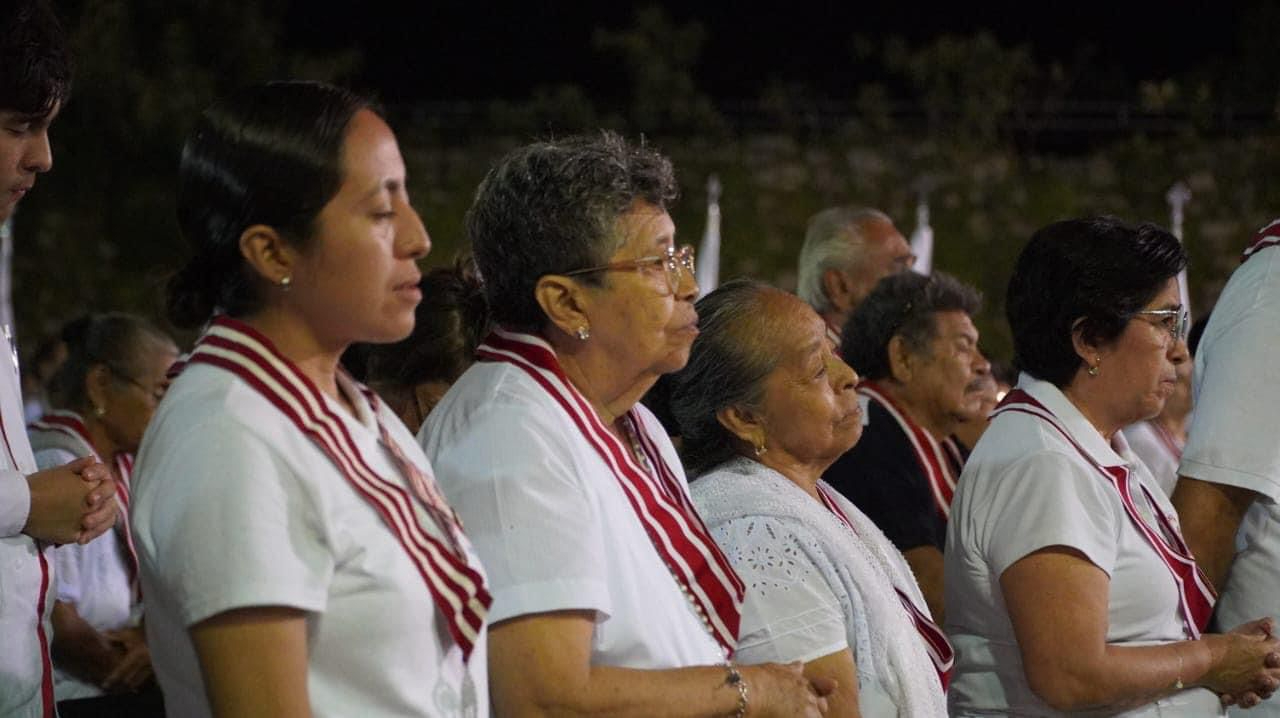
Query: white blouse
[[945, 375, 1221, 717]]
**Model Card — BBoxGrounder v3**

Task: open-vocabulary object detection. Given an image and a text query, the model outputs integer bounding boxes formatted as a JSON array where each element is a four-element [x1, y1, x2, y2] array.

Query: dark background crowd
[[9, 1, 1280, 363]]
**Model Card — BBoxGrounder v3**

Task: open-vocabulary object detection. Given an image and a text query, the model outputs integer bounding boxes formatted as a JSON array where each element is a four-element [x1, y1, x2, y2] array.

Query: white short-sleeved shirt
[[1181, 245, 1280, 634], [32, 444, 138, 701], [0, 334, 53, 718], [131, 362, 488, 718], [419, 359, 726, 669], [945, 376, 1222, 717], [1123, 420, 1181, 497]]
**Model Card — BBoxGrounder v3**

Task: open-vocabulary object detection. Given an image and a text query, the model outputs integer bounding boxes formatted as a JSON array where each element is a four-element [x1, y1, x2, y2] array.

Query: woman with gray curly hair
[[421, 133, 832, 717], [663, 279, 949, 717]]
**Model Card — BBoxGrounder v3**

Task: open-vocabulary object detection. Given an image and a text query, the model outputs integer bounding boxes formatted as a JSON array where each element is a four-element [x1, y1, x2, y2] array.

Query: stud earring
[[575, 326, 591, 341], [93, 405, 105, 418], [1088, 357, 1100, 377], [279, 275, 292, 291], [753, 443, 767, 457]]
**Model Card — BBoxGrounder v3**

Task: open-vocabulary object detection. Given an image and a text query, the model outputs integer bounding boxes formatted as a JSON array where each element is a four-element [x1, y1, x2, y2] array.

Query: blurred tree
[[13, 0, 360, 345], [592, 5, 725, 134]]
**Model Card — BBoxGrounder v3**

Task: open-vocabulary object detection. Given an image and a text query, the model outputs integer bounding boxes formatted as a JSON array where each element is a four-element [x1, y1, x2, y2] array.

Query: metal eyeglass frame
[[560, 244, 696, 295]]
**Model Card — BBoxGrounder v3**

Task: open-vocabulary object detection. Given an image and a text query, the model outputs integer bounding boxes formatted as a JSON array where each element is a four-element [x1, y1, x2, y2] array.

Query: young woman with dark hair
[[130, 81, 490, 718]]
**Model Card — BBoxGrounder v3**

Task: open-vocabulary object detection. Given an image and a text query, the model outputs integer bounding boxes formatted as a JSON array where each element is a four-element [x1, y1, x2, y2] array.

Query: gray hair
[[796, 207, 893, 314], [663, 279, 787, 477], [47, 313, 176, 412], [841, 271, 982, 381], [467, 131, 679, 332]]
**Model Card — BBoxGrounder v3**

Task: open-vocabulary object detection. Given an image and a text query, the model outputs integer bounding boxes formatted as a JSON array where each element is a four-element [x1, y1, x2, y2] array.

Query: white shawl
[[692, 456, 947, 717]]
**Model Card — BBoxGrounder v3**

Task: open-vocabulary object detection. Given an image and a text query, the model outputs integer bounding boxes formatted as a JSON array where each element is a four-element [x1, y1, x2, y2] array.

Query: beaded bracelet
[[725, 665, 748, 717]]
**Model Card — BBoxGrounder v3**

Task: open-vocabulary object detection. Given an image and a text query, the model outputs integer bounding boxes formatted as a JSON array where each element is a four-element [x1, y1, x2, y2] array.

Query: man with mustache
[[823, 271, 989, 623], [1, 3, 119, 717]]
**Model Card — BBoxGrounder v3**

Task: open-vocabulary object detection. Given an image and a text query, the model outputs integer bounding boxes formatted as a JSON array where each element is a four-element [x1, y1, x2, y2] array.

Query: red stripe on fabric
[[1241, 219, 1280, 263], [186, 319, 489, 657], [478, 332, 745, 605], [477, 330, 743, 654], [479, 332, 746, 614], [35, 548, 54, 718], [190, 349, 489, 655], [477, 341, 741, 652], [628, 415, 744, 593], [818, 485, 953, 690], [859, 382, 956, 516], [993, 389, 1215, 636]]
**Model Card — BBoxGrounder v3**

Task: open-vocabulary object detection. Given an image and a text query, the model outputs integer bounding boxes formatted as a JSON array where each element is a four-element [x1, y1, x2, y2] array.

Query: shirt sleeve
[[713, 516, 848, 665], [137, 418, 332, 626], [0, 468, 30, 537], [1181, 283, 1280, 503], [980, 451, 1124, 578], [429, 404, 611, 625]]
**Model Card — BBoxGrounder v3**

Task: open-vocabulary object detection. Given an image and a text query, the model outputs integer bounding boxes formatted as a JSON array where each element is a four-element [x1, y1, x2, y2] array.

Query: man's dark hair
[[841, 271, 982, 381], [0, 0, 72, 115]]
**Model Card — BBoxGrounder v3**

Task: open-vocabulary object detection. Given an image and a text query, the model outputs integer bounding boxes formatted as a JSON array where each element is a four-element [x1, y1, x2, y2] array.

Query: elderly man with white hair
[[796, 207, 916, 348]]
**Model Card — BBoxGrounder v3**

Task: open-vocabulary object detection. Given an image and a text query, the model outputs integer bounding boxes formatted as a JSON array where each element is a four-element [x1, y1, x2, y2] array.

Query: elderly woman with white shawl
[[659, 279, 950, 717]]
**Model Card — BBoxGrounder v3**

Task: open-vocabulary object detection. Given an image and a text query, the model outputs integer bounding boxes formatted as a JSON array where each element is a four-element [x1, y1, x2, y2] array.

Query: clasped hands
[[23, 456, 118, 545]]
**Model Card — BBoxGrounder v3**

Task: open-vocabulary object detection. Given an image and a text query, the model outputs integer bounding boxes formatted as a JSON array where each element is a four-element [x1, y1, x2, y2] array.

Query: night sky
[[285, 1, 1241, 104]]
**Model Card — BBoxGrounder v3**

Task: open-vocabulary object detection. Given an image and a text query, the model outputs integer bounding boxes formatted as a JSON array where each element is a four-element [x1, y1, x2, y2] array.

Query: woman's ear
[[715, 404, 763, 449], [1070, 317, 1101, 364], [534, 275, 591, 339], [239, 224, 296, 287], [84, 364, 112, 416]]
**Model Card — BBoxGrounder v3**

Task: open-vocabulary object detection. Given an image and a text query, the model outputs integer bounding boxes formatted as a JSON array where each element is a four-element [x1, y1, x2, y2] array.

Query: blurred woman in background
[[31, 312, 176, 718]]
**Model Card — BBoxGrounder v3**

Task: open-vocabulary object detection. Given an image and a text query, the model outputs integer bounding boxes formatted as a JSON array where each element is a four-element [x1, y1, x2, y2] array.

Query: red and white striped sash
[[993, 389, 1216, 637], [184, 316, 491, 660], [28, 411, 141, 599], [1241, 218, 1280, 263], [476, 328, 745, 656], [858, 381, 959, 518], [817, 484, 955, 690]]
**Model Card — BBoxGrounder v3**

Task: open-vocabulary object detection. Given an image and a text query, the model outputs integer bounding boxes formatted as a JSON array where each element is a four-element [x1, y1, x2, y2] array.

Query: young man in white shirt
[[0, 2, 118, 715]]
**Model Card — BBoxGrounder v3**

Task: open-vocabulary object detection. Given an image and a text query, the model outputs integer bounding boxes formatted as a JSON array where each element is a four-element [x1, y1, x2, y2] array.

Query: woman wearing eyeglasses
[[420, 132, 832, 717], [28, 313, 177, 717], [944, 217, 1280, 717]]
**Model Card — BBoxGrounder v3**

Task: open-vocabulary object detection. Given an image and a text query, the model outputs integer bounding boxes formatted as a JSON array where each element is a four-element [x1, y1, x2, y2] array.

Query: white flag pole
[[909, 193, 934, 276], [1166, 181, 1192, 322], [695, 174, 721, 298]]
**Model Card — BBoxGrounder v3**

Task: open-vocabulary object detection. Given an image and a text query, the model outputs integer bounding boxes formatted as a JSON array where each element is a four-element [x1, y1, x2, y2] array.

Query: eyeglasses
[[1131, 305, 1189, 343], [107, 364, 168, 403], [561, 244, 696, 295]]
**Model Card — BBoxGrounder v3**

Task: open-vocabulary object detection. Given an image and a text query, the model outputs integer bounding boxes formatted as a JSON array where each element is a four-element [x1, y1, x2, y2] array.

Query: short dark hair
[[657, 279, 783, 477], [47, 313, 174, 412], [467, 131, 679, 332], [841, 271, 982, 381], [166, 81, 375, 328], [0, 0, 71, 116], [365, 256, 489, 389], [1007, 217, 1187, 387]]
